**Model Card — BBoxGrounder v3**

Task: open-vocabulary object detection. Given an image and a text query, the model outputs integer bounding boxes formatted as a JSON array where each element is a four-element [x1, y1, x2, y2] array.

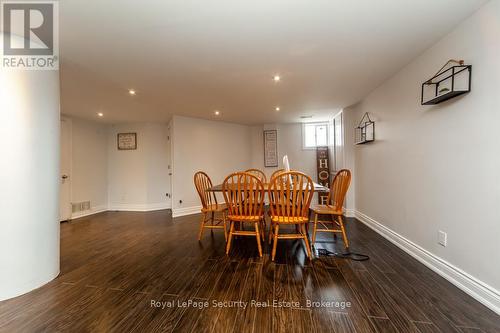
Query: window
[[303, 122, 329, 149]]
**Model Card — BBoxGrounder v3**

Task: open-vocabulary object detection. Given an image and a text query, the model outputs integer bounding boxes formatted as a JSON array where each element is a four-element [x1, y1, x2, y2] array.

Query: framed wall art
[[117, 132, 137, 150], [264, 130, 278, 167]]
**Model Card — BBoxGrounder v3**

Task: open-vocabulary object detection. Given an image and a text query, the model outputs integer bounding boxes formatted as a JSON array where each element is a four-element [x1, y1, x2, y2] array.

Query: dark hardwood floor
[[0, 210, 499, 332]]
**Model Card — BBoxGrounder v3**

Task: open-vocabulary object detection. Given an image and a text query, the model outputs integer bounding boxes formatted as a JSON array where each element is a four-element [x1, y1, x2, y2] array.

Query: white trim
[[172, 205, 202, 218], [354, 210, 500, 315], [71, 205, 107, 220], [60, 117, 73, 221], [345, 208, 356, 218], [70, 203, 172, 220], [108, 202, 170, 212]]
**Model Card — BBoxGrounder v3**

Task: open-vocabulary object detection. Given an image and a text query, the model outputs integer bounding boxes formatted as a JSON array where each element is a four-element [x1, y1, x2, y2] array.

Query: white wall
[[250, 123, 317, 180], [345, 0, 500, 303], [68, 117, 326, 217], [0, 60, 60, 300], [70, 117, 108, 216], [171, 116, 252, 215], [108, 123, 170, 211]]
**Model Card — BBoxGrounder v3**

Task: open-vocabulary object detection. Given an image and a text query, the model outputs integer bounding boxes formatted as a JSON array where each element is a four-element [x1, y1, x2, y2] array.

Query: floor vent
[[72, 201, 91, 213]]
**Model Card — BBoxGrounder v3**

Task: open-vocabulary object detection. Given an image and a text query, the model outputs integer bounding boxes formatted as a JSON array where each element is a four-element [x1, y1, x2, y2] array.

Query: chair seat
[[310, 204, 343, 215], [270, 216, 309, 224], [227, 214, 263, 222], [201, 203, 227, 213]]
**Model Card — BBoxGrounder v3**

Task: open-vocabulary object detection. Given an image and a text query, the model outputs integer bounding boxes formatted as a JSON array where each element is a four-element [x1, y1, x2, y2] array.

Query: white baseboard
[[71, 203, 172, 220], [108, 202, 171, 212], [354, 210, 500, 316], [172, 205, 202, 218], [71, 205, 107, 220]]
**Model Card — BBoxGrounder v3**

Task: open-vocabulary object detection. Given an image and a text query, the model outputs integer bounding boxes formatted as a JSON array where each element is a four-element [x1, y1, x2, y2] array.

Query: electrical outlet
[[438, 230, 447, 247]]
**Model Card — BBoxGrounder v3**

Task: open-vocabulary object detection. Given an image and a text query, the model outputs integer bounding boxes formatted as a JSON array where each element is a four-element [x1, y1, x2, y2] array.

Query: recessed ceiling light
[[273, 75, 281, 82], [275, 106, 280, 111], [128, 89, 136, 96], [214, 110, 220, 116], [97, 112, 104, 117]]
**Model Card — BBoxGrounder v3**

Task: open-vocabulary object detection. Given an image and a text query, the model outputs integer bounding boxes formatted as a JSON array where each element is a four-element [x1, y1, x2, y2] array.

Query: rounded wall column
[[0, 42, 61, 300]]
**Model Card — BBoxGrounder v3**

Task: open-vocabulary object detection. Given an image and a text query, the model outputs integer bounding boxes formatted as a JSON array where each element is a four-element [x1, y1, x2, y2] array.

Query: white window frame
[[302, 122, 330, 150]]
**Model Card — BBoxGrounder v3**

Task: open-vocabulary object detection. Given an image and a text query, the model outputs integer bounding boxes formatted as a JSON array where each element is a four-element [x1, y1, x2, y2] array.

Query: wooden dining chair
[[310, 169, 351, 248], [270, 169, 285, 180], [267, 168, 286, 215], [194, 171, 228, 240], [223, 172, 265, 257], [268, 171, 314, 261], [244, 168, 267, 183]]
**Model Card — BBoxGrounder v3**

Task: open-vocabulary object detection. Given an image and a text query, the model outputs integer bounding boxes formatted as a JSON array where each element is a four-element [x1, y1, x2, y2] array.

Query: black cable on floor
[[316, 248, 370, 261]]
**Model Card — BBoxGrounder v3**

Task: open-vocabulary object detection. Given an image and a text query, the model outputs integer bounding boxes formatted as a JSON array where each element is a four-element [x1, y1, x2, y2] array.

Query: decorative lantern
[[355, 112, 375, 145], [421, 59, 471, 105]]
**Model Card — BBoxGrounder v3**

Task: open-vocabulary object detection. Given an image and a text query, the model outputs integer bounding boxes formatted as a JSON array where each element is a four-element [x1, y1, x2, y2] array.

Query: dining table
[[208, 182, 328, 235], [207, 182, 329, 193]]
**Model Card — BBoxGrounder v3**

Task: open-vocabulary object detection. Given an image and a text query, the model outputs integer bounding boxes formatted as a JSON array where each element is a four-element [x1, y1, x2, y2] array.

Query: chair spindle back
[[327, 169, 351, 209], [270, 169, 286, 181], [194, 171, 218, 209], [222, 172, 265, 218], [268, 171, 314, 219], [244, 168, 267, 183]]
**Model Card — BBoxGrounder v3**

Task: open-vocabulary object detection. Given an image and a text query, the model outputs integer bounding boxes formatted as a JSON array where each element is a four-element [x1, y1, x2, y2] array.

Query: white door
[[60, 118, 72, 221]]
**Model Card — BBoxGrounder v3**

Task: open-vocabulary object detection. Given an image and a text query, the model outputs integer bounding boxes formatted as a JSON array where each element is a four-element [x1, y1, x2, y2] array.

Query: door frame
[[60, 116, 73, 221], [330, 110, 345, 173], [166, 119, 173, 210]]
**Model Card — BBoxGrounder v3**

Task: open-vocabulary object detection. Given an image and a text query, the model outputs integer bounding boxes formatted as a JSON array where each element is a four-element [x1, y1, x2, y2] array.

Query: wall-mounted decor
[[263, 130, 278, 167], [421, 59, 471, 105], [117, 132, 137, 150], [355, 112, 375, 145], [316, 147, 330, 204]]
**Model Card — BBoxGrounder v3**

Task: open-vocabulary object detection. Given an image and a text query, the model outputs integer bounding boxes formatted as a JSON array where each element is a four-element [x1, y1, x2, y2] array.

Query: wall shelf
[[421, 60, 471, 105], [355, 112, 375, 145]]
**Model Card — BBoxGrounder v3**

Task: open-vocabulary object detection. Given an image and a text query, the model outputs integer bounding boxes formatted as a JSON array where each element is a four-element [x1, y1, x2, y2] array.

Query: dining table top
[[208, 182, 329, 193]]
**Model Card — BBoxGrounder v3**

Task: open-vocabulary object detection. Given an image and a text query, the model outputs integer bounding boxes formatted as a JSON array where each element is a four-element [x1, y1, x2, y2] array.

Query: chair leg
[[222, 212, 227, 240], [331, 214, 338, 239], [268, 222, 274, 244], [338, 215, 349, 248], [198, 212, 207, 240], [312, 213, 319, 245], [301, 224, 312, 259], [260, 218, 265, 241], [271, 224, 279, 261], [226, 221, 235, 255], [255, 222, 263, 257], [210, 212, 215, 234]]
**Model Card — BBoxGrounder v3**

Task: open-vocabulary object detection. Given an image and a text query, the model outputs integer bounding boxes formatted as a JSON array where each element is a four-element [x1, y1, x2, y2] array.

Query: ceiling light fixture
[[214, 110, 220, 116], [273, 75, 281, 82], [128, 89, 136, 96], [97, 112, 104, 117], [275, 106, 280, 111]]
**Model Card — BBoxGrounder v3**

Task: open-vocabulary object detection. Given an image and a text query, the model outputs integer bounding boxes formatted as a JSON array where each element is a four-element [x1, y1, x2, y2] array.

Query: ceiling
[[59, 0, 487, 125]]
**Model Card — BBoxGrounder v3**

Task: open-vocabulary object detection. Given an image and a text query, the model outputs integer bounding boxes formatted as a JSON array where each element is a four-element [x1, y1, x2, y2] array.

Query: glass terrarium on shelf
[[355, 112, 374, 145], [421, 59, 471, 105]]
